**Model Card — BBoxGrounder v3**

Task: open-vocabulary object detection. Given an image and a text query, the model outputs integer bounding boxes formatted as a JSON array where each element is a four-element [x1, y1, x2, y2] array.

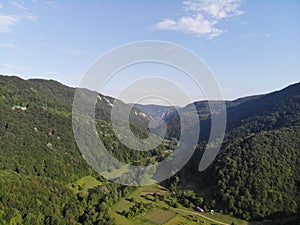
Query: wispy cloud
[[58, 48, 85, 55], [0, 3, 3, 9], [183, 0, 243, 19], [264, 33, 272, 38], [242, 33, 257, 38], [0, 43, 17, 48], [241, 33, 272, 39], [1, 63, 28, 71], [0, 1, 38, 33], [155, 0, 244, 39], [156, 14, 224, 38], [11, 1, 38, 21], [44, 0, 58, 9], [11, 1, 27, 11], [0, 14, 21, 33]]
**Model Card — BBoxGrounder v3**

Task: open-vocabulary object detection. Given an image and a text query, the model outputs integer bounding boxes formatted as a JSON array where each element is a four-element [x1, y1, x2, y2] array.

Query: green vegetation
[[0, 170, 81, 224], [66, 175, 104, 196], [0, 75, 299, 224], [215, 126, 300, 220], [175, 82, 300, 223], [110, 184, 248, 225], [0, 75, 163, 224], [143, 208, 176, 224], [120, 201, 153, 218], [213, 83, 300, 220], [0, 76, 90, 182]]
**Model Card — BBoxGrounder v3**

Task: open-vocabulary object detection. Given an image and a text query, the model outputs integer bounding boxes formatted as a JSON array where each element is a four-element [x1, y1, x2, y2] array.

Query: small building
[[196, 206, 204, 212]]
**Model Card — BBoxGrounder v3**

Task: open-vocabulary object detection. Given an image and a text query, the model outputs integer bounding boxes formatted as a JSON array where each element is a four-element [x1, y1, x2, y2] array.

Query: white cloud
[[1, 63, 28, 71], [0, 14, 21, 33], [23, 11, 38, 21], [264, 33, 272, 38], [0, 3, 3, 9], [44, 0, 58, 9], [12, 1, 38, 21], [156, 19, 177, 30], [0, 1, 38, 33], [156, 14, 224, 38], [183, 0, 243, 19], [11, 1, 27, 11], [0, 43, 17, 48], [242, 33, 257, 38], [155, 0, 244, 38], [241, 33, 272, 39]]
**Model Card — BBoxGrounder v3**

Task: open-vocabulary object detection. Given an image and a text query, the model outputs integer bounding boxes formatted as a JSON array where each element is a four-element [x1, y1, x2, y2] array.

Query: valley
[[0, 75, 299, 225]]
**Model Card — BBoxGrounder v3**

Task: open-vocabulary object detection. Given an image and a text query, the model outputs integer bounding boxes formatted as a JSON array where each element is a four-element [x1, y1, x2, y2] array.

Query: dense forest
[[0, 75, 299, 224], [0, 75, 161, 224], [176, 82, 300, 223], [213, 83, 300, 220]]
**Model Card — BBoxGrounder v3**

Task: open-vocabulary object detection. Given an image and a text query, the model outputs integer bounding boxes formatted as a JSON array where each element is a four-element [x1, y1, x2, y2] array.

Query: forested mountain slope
[[0, 75, 299, 224], [0, 75, 156, 182], [0, 75, 90, 182], [178, 82, 300, 222], [213, 83, 300, 220], [0, 75, 156, 224]]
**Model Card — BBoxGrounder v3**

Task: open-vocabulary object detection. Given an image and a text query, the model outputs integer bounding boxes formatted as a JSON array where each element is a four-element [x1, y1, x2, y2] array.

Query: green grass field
[[110, 184, 248, 225], [100, 164, 130, 179], [66, 175, 103, 196], [144, 208, 176, 224], [66, 177, 248, 225], [65, 177, 249, 225]]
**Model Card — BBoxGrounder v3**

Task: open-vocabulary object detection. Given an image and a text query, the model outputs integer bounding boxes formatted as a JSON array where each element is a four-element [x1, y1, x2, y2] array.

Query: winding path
[[175, 208, 230, 225]]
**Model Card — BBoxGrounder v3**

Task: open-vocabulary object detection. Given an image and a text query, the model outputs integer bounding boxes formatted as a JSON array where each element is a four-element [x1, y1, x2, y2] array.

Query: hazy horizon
[[1, 73, 298, 107]]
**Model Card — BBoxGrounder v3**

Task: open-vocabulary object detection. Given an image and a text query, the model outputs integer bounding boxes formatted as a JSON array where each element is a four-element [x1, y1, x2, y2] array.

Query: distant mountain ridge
[[131, 94, 264, 126]]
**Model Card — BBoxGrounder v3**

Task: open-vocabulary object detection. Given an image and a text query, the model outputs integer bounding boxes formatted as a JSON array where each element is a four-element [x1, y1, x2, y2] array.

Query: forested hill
[[0, 75, 156, 181], [178, 82, 300, 222], [0, 74, 299, 224], [0, 75, 90, 182], [213, 82, 300, 220], [0, 75, 157, 224], [226, 81, 300, 129]]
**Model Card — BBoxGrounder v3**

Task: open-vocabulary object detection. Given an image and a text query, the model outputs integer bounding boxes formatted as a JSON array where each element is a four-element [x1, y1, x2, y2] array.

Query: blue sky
[[1, 0, 300, 105]]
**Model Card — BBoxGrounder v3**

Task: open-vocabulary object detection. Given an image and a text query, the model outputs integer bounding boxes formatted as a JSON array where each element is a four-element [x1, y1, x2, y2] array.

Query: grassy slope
[[65, 175, 104, 196], [110, 184, 248, 225]]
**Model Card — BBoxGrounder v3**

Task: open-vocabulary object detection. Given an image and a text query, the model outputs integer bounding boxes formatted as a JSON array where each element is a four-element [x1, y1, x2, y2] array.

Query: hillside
[[0, 76, 90, 182], [0, 75, 167, 224], [0, 75, 299, 224], [175, 82, 300, 222], [0, 75, 164, 182], [213, 83, 300, 220], [131, 104, 180, 122]]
